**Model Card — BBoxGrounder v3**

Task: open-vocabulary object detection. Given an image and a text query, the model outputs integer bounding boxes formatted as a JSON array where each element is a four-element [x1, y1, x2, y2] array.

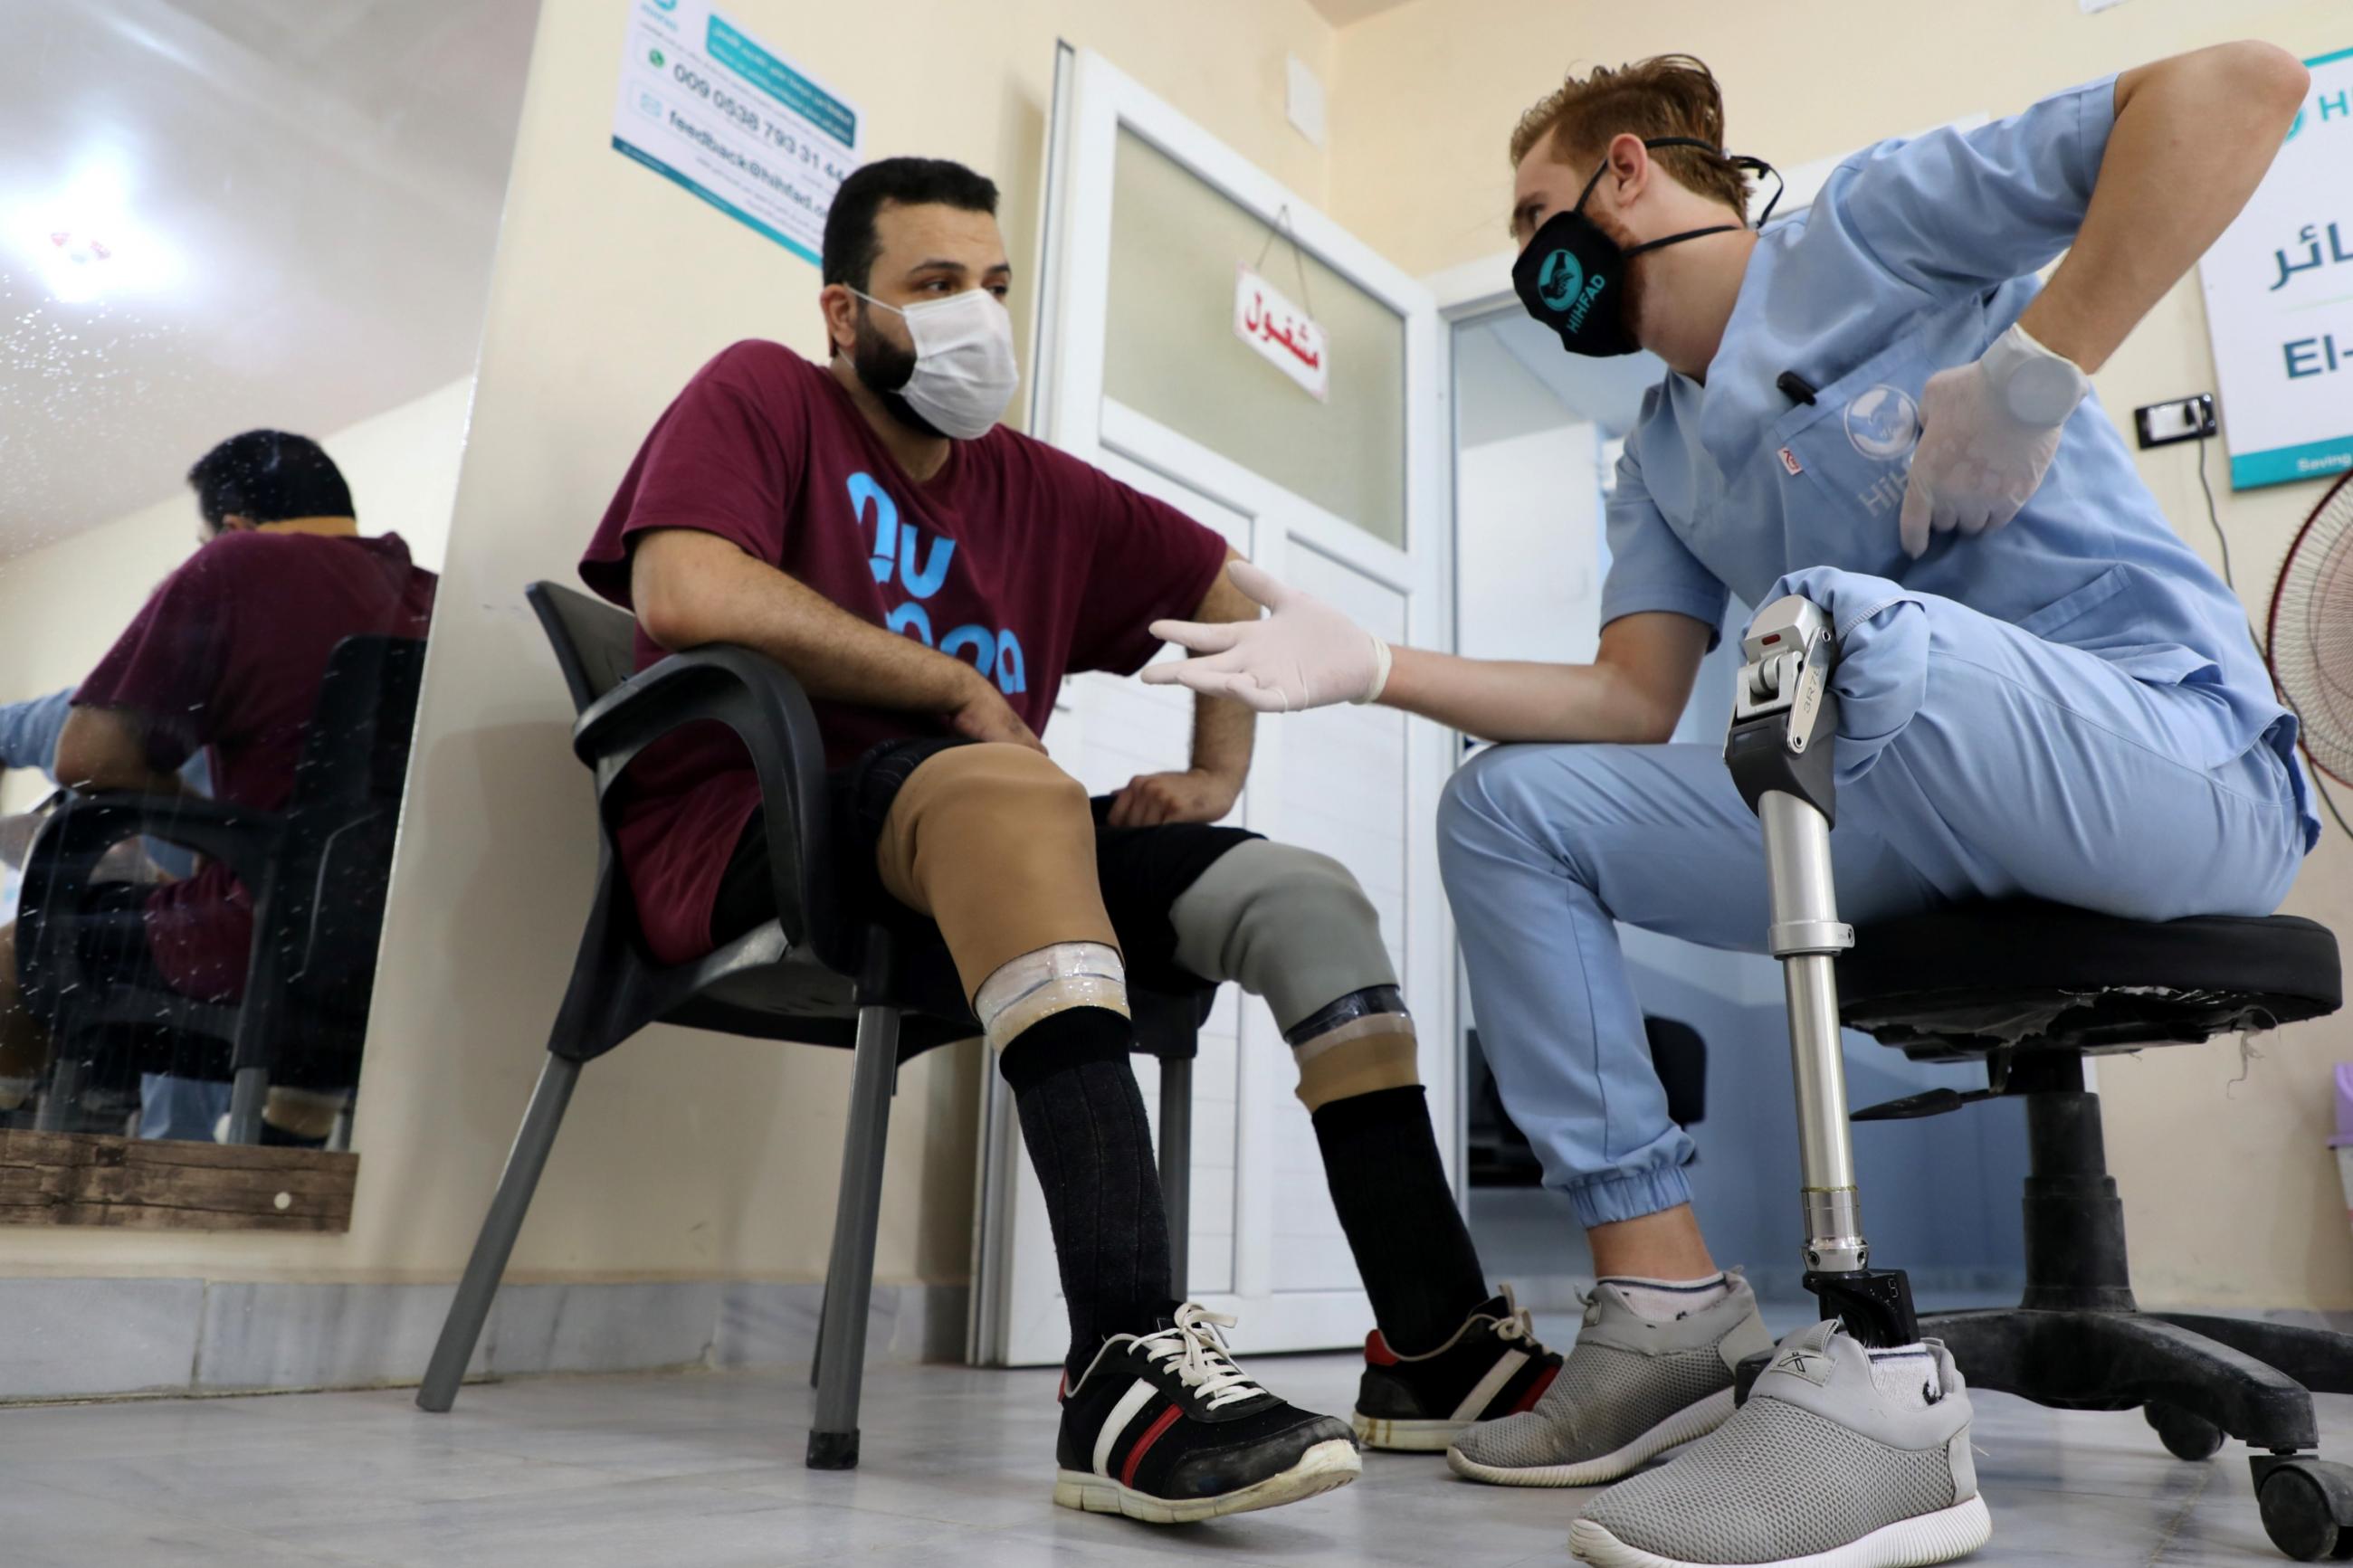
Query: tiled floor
[[3, 1334, 2347, 1567]]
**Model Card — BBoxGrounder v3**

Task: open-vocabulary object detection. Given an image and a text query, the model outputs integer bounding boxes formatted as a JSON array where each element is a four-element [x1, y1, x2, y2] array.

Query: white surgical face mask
[[853, 285, 1019, 440]]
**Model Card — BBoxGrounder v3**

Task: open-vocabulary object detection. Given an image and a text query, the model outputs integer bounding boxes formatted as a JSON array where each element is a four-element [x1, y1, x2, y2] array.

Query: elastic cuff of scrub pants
[[1763, 565, 1929, 784], [1563, 1162, 1694, 1230]]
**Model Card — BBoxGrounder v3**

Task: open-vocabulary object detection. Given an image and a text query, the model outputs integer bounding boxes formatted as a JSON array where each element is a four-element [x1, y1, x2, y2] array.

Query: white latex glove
[[1142, 560, 1392, 714], [1898, 321, 2089, 559]]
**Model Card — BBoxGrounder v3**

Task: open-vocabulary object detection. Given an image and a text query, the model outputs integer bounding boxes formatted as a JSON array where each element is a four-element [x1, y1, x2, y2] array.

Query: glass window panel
[[1102, 129, 1406, 546]]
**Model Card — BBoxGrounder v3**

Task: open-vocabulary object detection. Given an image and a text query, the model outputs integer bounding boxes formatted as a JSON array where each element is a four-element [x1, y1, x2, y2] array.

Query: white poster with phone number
[[611, 0, 861, 267], [2198, 46, 2353, 490]]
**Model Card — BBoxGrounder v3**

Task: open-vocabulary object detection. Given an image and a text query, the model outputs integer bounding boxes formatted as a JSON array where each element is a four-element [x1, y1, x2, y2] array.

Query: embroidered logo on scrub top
[[1537, 249, 1585, 311], [1843, 384, 1921, 461]]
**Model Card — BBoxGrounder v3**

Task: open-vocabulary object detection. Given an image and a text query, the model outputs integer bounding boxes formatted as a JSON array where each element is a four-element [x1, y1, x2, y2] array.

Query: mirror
[[0, 2, 537, 1212]]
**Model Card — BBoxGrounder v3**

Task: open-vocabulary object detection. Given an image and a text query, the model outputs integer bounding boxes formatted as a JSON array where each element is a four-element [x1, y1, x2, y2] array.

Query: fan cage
[[2266, 471, 2353, 788]]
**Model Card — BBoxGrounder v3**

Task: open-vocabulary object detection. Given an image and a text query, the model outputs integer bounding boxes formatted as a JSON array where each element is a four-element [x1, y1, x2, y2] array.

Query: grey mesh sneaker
[[1446, 1273, 1772, 1487], [1569, 1322, 1992, 1568]]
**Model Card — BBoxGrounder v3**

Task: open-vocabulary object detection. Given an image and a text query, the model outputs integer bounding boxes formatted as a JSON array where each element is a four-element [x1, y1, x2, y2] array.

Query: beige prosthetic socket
[[872, 742, 1122, 1003], [1292, 1011, 1421, 1112], [262, 1087, 349, 1142]]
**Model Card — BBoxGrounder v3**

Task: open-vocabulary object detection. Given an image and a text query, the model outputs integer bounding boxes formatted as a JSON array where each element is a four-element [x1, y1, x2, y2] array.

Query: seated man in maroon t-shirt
[[580, 158, 1559, 1523], [0, 432, 437, 1137]]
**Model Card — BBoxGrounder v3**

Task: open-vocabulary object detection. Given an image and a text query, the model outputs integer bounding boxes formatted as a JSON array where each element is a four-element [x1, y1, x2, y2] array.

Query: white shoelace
[[1490, 1284, 1538, 1345], [1131, 1303, 1265, 1411]]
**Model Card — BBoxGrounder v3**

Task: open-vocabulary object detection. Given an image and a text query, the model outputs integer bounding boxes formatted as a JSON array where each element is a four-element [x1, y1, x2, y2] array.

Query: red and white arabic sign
[[1234, 263, 1328, 401]]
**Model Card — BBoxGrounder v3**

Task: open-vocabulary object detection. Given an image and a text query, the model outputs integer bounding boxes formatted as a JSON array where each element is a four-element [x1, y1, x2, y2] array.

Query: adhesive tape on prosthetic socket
[[1291, 989, 1421, 1111], [1291, 1009, 1418, 1067], [976, 941, 1128, 1051], [1283, 984, 1407, 1048]]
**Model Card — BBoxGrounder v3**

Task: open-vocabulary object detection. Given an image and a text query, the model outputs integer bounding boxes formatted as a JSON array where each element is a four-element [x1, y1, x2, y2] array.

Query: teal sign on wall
[[609, 0, 862, 266]]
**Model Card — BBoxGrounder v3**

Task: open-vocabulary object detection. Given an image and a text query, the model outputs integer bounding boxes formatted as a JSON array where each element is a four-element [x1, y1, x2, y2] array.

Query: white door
[[969, 43, 1452, 1365]]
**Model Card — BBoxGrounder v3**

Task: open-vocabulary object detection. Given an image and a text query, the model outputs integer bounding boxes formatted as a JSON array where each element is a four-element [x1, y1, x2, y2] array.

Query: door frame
[[968, 42, 1456, 1365]]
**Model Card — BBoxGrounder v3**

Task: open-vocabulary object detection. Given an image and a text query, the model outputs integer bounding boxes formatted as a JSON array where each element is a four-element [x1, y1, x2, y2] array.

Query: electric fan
[[2267, 471, 2353, 790]]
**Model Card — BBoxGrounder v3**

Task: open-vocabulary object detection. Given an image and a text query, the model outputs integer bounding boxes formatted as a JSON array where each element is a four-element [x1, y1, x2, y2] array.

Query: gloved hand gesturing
[[1142, 560, 1392, 713], [1897, 321, 2090, 559]]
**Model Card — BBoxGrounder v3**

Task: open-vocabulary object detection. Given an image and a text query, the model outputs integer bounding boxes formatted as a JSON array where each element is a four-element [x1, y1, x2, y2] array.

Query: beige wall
[[0, 0, 1338, 1287], [0, 377, 473, 816], [1332, 0, 2353, 1308]]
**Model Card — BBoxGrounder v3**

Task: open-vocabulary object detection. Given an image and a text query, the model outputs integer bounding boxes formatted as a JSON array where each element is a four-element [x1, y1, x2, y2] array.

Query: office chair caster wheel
[[2256, 1458, 2353, 1560], [2144, 1401, 2224, 1461]]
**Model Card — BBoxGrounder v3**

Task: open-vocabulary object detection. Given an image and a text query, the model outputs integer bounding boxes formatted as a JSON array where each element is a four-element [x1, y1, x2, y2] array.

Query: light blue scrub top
[[1600, 75, 2317, 847]]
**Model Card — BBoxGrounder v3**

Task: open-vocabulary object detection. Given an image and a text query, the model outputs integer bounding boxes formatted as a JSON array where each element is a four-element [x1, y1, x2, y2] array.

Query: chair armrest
[[16, 792, 282, 1023], [568, 644, 833, 953], [24, 791, 281, 892]]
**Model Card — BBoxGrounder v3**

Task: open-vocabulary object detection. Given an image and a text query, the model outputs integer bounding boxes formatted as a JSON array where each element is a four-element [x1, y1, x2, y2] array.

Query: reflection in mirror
[[0, 2, 536, 1201]]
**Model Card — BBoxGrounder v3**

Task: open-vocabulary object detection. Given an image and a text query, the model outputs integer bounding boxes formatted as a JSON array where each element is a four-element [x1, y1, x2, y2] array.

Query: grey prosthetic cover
[[1167, 840, 1397, 1031]]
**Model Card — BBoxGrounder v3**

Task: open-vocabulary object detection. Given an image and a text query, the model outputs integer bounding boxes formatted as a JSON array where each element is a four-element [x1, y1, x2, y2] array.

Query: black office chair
[[1840, 900, 2353, 1560], [19, 635, 426, 1143], [416, 582, 1213, 1472]]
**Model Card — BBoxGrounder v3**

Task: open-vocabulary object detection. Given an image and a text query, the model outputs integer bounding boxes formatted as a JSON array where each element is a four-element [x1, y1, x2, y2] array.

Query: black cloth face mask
[[1512, 137, 1781, 357]]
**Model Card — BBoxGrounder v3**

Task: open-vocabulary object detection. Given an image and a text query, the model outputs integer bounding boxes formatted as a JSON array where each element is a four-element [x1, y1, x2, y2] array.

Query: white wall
[[1455, 423, 1602, 668]]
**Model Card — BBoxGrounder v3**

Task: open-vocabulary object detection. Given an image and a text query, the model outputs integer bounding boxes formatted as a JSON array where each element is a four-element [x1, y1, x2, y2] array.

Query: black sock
[[1313, 1084, 1492, 1355], [999, 1005, 1175, 1383]]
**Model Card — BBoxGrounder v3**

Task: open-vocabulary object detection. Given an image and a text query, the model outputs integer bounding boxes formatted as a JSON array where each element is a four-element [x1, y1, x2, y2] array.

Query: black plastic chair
[[416, 583, 1212, 1472], [18, 635, 426, 1142], [1839, 899, 2353, 1558]]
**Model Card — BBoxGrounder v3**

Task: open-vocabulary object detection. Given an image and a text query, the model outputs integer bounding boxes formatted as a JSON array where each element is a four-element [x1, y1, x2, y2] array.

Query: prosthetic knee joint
[[1725, 594, 1917, 1350]]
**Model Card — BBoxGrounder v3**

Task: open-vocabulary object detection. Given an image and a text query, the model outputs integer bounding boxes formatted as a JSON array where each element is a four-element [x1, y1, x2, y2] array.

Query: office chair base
[[1915, 1066, 2353, 1557], [2252, 1454, 2353, 1561], [806, 1428, 860, 1470]]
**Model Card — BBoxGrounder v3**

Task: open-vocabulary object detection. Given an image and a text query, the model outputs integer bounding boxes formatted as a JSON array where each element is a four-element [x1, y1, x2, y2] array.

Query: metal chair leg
[[417, 1055, 582, 1411], [809, 1280, 827, 1389], [1159, 1057, 1193, 1300], [33, 1055, 81, 1133], [807, 1003, 899, 1470], [225, 1065, 268, 1144]]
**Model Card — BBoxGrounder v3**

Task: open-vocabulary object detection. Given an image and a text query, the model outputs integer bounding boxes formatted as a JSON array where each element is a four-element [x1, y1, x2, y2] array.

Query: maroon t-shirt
[[74, 531, 439, 999], [579, 340, 1229, 965]]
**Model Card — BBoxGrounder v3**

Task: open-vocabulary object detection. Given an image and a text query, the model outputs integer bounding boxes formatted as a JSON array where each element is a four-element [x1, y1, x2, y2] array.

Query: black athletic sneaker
[[1351, 1289, 1565, 1451], [1055, 1302, 1361, 1524]]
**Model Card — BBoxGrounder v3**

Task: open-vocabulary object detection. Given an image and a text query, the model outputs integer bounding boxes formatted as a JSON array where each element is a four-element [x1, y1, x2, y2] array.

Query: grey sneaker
[[1446, 1273, 1772, 1487], [1569, 1322, 1992, 1568]]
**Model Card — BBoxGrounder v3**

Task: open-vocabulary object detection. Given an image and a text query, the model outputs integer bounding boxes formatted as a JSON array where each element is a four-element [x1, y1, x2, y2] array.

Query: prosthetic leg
[[1723, 595, 1918, 1351]]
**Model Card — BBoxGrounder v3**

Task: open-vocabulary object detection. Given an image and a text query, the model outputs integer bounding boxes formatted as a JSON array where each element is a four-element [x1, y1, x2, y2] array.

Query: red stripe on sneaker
[[1364, 1328, 1400, 1367], [1509, 1362, 1559, 1415], [1119, 1402, 1186, 1488]]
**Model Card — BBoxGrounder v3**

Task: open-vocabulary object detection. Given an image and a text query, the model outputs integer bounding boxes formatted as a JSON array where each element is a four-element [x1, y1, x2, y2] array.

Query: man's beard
[[850, 305, 946, 439]]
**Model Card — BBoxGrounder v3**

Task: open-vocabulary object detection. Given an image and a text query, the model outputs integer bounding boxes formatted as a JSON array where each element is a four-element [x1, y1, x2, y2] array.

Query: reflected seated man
[[0, 431, 437, 1143], [578, 155, 1568, 1525]]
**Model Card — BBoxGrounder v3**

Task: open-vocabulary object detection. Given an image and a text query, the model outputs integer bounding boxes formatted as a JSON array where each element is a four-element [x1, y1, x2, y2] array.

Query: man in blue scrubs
[[1146, 43, 2316, 1565]]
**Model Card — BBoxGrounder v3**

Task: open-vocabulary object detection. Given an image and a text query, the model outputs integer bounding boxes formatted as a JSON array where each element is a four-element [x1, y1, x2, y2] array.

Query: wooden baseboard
[[0, 1129, 356, 1231]]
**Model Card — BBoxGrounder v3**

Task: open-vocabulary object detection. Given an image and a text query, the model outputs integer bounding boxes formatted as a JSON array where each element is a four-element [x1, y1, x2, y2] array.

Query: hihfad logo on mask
[[1844, 384, 1921, 461], [849, 473, 1027, 695], [1538, 250, 1585, 311], [1538, 250, 1610, 338]]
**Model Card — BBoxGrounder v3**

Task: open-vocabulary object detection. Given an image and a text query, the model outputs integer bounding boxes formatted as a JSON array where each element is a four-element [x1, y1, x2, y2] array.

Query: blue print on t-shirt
[[849, 471, 1026, 697]]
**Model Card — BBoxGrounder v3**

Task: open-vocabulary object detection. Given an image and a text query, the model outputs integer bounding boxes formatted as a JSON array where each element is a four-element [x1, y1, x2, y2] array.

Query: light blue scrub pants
[[1438, 568, 2310, 1230]]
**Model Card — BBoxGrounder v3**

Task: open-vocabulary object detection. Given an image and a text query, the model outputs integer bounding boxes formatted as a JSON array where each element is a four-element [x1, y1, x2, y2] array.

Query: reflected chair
[[416, 582, 1211, 1471], [19, 634, 426, 1143], [1840, 900, 2353, 1556]]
